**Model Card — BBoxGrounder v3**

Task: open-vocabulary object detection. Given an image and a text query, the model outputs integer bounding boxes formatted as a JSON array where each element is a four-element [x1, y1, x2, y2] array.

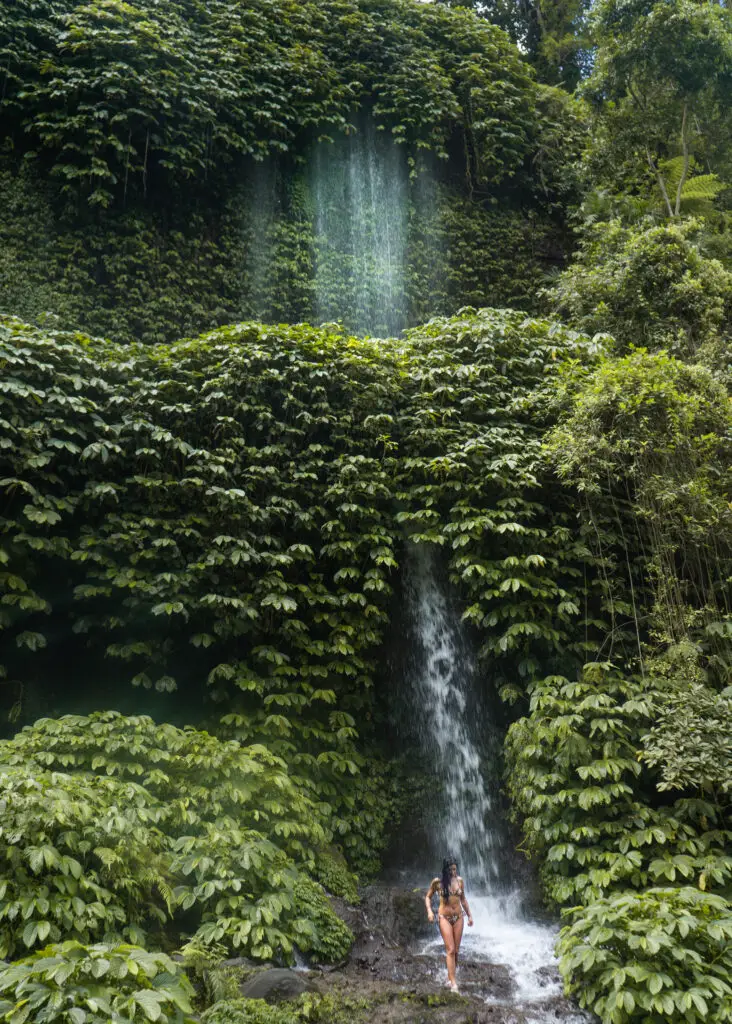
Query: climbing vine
[[507, 349, 732, 1023], [0, 159, 567, 344], [0, 0, 536, 207], [0, 0, 584, 343]]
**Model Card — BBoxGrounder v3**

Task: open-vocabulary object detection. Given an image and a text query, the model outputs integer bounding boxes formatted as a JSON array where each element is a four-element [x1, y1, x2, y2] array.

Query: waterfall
[[310, 122, 408, 337], [402, 543, 590, 1017], [405, 543, 502, 890]]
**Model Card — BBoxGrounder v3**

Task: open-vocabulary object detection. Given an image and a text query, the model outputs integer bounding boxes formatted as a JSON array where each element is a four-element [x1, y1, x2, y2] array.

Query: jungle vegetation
[[0, 0, 731, 1023]]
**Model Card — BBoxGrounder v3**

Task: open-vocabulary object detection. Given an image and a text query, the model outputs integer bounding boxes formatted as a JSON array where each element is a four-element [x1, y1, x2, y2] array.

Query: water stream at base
[[401, 544, 589, 1020]]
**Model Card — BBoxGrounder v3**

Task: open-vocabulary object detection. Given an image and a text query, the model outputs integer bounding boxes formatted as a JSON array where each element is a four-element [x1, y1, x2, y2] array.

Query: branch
[[627, 82, 647, 112], [646, 146, 673, 218]]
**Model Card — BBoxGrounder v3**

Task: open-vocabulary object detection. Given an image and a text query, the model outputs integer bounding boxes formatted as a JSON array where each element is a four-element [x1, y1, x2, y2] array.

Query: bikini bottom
[[438, 912, 462, 925]]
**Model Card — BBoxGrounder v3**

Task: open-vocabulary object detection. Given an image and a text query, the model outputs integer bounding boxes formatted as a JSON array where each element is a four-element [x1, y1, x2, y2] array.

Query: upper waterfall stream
[[401, 544, 589, 1020], [310, 122, 409, 337]]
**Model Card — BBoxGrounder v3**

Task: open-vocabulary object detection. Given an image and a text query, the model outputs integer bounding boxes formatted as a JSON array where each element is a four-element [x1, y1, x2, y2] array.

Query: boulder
[[239, 967, 319, 1003], [356, 884, 432, 949]]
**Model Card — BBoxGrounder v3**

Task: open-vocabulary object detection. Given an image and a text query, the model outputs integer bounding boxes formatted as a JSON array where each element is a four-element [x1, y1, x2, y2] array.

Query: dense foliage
[[2, 304, 729, 1020], [545, 0, 732, 377], [0, 159, 568, 344], [0, 309, 600, 737], [582, 0, 732, 216], [437, 0, 592, 90], [546, 219, 732, 364], [0, 713, 353, 963], [0, 0, 537, 205], [0, 306, 608, 1012], [558, 889, 732, 1023], [200, 992, 374, 1024], [0, 0, 582, 341], [507, 350, 732, 1022]]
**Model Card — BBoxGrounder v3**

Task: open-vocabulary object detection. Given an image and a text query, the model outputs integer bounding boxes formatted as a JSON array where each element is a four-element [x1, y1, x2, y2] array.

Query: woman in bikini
[[425, 856, 473, 992]]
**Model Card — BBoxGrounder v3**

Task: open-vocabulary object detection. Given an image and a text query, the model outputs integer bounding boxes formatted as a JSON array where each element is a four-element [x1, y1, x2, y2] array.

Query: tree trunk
[[674, 102, 690, 217], [646, 147, 673, 218]]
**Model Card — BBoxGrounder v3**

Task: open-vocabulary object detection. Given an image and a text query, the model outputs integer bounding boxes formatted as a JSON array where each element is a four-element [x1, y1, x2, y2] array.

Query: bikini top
[[439, 878, 464, 901]]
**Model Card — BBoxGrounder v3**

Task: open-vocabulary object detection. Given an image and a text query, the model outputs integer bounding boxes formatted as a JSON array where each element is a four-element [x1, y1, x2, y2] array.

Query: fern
[[679, 173, 726, 203], [144, 870, 178, 916], [659, 156, 727, 211]]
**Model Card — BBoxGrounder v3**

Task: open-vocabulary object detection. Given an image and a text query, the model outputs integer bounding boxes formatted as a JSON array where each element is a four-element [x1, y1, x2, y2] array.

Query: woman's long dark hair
[[441, 856, 459, 897]]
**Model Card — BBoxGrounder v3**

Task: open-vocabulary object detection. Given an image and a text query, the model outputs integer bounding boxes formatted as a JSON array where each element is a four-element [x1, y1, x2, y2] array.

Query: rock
[[222, 956, 258, 969], [534, 963, 560, 987], [239, 967, 319, 1002], [328, 894, 366, 939], [352, 884, 433, 950]]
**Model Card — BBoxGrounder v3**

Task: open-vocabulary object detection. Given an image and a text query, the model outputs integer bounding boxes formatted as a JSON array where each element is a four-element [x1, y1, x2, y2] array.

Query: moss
[[201, 993, 377, 1024], [314, 850, 360, 905], [291, 881, 354, 964], [398, 991, 469, 1009], [202, 999, 301, 1024]]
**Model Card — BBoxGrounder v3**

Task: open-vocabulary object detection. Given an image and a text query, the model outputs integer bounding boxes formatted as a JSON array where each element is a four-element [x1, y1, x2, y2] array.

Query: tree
[[435, 0, 593, 90], [545, 218, 732, 363], [583, 0, 732, 217]]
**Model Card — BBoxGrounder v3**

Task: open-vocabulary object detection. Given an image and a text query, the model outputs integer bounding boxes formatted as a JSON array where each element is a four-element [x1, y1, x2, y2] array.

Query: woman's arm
[[425, 878, 439, 922], [458, 878, 473, 926]]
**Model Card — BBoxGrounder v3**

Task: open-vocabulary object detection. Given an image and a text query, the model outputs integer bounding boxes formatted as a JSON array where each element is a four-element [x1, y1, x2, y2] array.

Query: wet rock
[[348, 883, 433, 951], [239, 967, 319, 1002], [534, 964, 560, 988], [328, 894, 366, 940]]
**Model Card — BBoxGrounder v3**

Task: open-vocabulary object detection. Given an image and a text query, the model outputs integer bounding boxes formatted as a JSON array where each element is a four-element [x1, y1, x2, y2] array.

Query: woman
[[425, 856, 473, 992]]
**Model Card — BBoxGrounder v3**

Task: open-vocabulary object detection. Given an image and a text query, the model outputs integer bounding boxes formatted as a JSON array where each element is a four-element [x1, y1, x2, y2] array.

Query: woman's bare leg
[[438, 917, 457, 987], [453, 916, 464, 969]]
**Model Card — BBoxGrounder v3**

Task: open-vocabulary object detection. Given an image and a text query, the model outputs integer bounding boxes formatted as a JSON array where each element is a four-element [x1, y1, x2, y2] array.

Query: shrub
[[0, 941, 196, 1024], [546, 219, 732, 363], [0, 714, 351, 963], [2, 713, 328, 869], [291, 881, 353, 963], [201, 999, 301, 1024], [505, 664, 732, 909], [201, 993, 372, 1024], [313, 851, 359, 905], [557, 888, 732, 1023], [0, 764, 167, 959]]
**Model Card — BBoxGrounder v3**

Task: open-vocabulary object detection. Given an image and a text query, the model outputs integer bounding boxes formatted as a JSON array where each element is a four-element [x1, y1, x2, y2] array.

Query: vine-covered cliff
[[0, 0, 582, 341], [0, 0, 731, 1022]]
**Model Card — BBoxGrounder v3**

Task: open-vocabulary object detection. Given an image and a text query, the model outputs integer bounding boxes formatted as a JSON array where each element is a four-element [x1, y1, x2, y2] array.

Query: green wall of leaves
[[0, 0, 581, 342], [0, 158, 565, 344], [0, 308, 730, 1020]]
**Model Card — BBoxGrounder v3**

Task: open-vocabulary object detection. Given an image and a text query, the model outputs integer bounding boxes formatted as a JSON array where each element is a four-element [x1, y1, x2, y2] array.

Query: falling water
[[403, 544, 590, 1019], [310, 122, 409, 337], [246, 162, 278, 320], [405, 543, 502, 889]]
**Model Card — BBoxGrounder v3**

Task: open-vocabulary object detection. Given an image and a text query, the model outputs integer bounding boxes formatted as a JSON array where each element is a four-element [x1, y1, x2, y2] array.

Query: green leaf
[[134, 990, 163, 1021]]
